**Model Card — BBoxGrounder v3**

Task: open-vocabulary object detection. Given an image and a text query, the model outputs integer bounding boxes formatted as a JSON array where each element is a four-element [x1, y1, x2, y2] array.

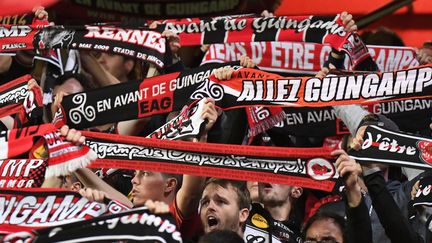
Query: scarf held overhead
[[0, 159, 47, 189], [0, 24, 166, 68], [3, 207, 181, 243], [0, 124, 96, 177], [59, 64, 432, 129], [202, 42, 419, 73], [159, 15, 368, 66], [161, 14, 347, 47], [0, 74, 31, 118], [67, 0, 245, 18], [148, 98, 207, 140], [349, 125, 432, 169], [57, 62, 230, 129], [0, 17, 48, 53], [83, 130, 338, 192], [254, 98, 432, 137], [0, 188, 129, 234], [13, 81, 44, 128]]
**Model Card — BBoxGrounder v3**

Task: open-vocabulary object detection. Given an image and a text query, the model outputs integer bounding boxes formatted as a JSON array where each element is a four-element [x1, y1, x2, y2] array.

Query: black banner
[[59, 64, 432, 130]]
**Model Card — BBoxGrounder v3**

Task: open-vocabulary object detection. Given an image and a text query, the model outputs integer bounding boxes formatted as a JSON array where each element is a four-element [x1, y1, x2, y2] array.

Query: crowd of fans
[[1, 5, 432, 243]]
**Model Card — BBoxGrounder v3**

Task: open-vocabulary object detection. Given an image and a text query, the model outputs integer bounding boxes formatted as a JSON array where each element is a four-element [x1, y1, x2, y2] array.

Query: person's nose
[[131, 174, 139, 185], [97, 53, 106, 64], [206, 199, 217, 212]]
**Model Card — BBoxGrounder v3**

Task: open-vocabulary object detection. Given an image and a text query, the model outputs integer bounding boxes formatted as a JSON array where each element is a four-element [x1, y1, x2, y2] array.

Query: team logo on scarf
[[418, 141, 432, 164], [306, 158, 335, 181]]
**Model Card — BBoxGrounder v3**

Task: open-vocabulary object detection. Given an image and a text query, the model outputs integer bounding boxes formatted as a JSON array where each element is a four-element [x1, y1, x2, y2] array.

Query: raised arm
[[176, 98, 220, 217]]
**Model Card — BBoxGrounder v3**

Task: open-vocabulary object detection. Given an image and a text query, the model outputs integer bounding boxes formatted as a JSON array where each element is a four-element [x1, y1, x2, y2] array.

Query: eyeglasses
[[304, 239, 339, 243]]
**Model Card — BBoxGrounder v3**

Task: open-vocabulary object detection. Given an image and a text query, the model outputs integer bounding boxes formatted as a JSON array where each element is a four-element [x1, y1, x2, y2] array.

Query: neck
[[236, 227, 244, 238], [265, 201, 292, 221], [163, 192, 175, 205], [119, 75, 128, 83]]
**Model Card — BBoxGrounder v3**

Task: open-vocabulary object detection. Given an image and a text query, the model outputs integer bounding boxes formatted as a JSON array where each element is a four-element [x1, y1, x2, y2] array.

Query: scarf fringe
[[248, 111, 287, 137], [45, 149, 97, 178]]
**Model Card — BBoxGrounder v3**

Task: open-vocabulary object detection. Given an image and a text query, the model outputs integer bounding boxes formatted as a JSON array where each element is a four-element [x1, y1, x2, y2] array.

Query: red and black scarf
[[349, 125, 432, 169], [3, 206, 181, 242], [83, 130, 338, 192], [13, 82, 44, 128], [0, 74, 31, 118], [148, 98, 207, 140], [160, 15, 378, 69], [58, 64, 432, 129], [202, 42, 419, 74], [0, 24, 166, 68], [0, 159, 47, 189], [0, 124, 96, 177], [0, 188, 130, 234]]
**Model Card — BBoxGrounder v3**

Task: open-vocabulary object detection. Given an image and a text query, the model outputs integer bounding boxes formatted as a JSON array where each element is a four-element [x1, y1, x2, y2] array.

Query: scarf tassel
[[45, 148, 97, 178], [248, 111, 287, 137]]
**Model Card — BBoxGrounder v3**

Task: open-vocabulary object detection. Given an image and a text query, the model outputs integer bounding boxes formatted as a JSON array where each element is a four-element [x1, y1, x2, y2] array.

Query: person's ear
[[164, 177, 177, 194], [71, 182, 83, 192], [239, 208, 249, 224], [124, 59, 135, 74], [290, 186, 303, 199]]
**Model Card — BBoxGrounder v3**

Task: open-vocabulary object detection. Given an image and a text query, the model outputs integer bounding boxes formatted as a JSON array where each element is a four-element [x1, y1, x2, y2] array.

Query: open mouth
[[207, 216, 219, 230], [262, 183, 273, 191]]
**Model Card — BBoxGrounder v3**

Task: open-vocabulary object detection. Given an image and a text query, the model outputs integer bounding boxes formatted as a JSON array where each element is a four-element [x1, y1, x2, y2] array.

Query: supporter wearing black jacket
[[363, 169, 423, 243]]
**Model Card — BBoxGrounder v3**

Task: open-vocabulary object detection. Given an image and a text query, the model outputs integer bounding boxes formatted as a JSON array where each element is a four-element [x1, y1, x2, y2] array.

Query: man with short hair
[[95, 52, 136, 83], [244, 183, 303, 243], [303, 211, 346, 243], [130, 171, 182, 206], [199, 178, 251, 237], [77, 98, 219, 241], [130, 169, 205, 240], [258, 183, 303, 222], [59, 173, 83, 191], [128, 97, 219, 240]]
